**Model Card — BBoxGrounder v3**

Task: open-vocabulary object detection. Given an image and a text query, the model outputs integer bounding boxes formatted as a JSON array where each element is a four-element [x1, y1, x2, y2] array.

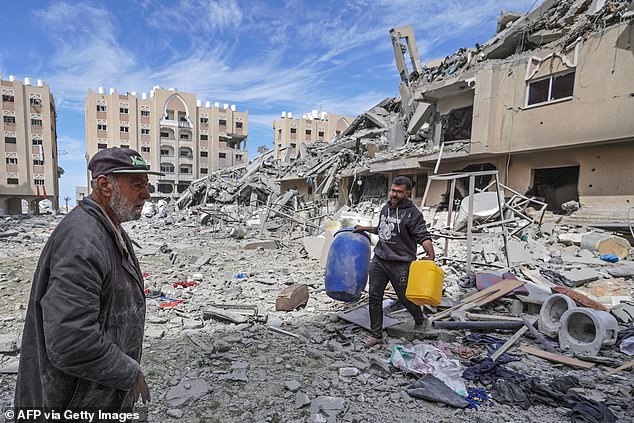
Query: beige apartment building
[[273, 111, 353, 160], [0, 75, 59, 214], [85, 86, 248, 197]]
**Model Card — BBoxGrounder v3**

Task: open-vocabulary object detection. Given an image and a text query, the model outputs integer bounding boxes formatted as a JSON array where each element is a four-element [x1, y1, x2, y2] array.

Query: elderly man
[[355, 176, 435, 348], [15, 148, 162, 415]]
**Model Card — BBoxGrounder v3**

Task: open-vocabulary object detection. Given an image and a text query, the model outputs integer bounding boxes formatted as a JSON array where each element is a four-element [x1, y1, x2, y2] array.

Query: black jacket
[[15, 197, 146, 413], [373, 199, 432, 262]]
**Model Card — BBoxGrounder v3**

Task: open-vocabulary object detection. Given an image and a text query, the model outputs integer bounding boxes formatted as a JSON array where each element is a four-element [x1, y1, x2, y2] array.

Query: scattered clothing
[[491, 379, 531, 409], [465, 387, 494, 410], [462, 357, 527, 385], [406, 374, 469, 408]]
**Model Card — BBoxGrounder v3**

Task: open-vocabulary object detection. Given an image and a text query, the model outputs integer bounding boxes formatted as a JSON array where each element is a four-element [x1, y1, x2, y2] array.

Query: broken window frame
[[526, 70, 575, 107]]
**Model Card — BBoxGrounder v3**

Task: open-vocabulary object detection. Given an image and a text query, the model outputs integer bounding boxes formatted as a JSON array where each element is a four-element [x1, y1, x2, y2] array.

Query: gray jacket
[[14, 197, 146, 412]]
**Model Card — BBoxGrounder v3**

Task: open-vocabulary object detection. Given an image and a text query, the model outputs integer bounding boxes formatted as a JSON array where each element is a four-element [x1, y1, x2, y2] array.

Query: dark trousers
[[369, 257, 425, 338]]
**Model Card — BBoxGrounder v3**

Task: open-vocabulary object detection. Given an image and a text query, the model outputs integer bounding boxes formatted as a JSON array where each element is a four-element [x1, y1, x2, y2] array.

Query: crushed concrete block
[[165, 378, 211, 407], [561, 268, 601, 286], [0, 334, 20, 353], [145, 327, 165, 340], [166, 409, 183, 419], [581, 233, 631, 260], [243, 240, 278, 250], [285, 380, 301, 392], [295, 391, 311, 408], [558, 233, 583, 246], [310, 396, 346, 415], [0, 358, 19, 374], [194, 255, 211, 266], [338, 367, 360, 377]]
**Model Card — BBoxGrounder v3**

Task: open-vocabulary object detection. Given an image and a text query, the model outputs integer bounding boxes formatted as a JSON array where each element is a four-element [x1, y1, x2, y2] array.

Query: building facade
[[85, 86, 248, 197], [0, 75, 59, 214], [273, 111, 353, 160], [369, 12, 634, 212]]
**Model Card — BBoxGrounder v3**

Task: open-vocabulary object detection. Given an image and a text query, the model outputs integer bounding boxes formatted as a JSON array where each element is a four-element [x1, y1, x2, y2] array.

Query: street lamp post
[[64, 196, 70, 213]]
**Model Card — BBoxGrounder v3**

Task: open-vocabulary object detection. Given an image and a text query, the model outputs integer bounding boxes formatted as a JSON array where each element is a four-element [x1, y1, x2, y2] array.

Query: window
[[97, 123, 107, 131], [32, 139, 43, 145], [141, 110, 150, 117], [98, 143, 108, 149], [5, 137, 16, 144], [30, 98, 41, 106], [6, 158, 17, 164], [290, 128, 296, 134], [33, 159, 44, 166], [199, 151, 208, 158], [160, 163, 174, 173], [219, 119, 227, 126], [200, 168, 208, 174], [3, 116, 16, 124], [527, 71, 575, 106], [200, 134, 208, 141], [160, 148, 170, 156], [290, 143, 296, 148], [236, 154, 243, 160], [306, 129, 311, 135], [2, 94, 14, 102], [160, 131, 170, 138], [141, 128, 150, 135], [180, 133, 190, 140], [120, 126, 129, 132], [141, 146, 150, 153], [219, 152, 226, 159], [179, 149, 191, 158], [120, 107, 128, 114], [236, 122, 243, 129], [7, 178, 18, 185], [200, 117, 208, 124], [179, 166, 190, 173], [34, 179, 45, 186], [31, 118, 42, 126], [97, 105, 106, 112], [318, 131, 324, 137]]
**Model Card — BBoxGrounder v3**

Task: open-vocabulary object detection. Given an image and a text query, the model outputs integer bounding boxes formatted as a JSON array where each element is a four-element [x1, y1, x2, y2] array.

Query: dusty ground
[[0, 213, 632, 423]]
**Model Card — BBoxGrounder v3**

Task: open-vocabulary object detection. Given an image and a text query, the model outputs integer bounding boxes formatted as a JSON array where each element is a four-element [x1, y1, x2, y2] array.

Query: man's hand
[[133, 371, 151, 404], [354, 225, 373, 234]]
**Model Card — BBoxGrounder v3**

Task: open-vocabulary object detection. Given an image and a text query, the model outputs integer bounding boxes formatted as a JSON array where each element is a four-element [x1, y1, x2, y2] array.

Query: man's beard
[[109, 183, 143, 223]]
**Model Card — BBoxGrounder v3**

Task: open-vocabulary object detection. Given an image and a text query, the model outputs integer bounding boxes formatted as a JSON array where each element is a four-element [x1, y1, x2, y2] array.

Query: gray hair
[[90, 174, 117, 191]]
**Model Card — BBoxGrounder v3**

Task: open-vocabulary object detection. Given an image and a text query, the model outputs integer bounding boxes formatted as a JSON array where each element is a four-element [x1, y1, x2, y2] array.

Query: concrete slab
[[337, 305, 400, 331], [243, 240, 278, 250], [561, 268, 601, 286]]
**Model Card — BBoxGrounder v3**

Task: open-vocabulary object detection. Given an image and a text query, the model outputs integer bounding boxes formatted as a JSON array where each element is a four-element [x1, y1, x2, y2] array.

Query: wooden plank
[[429, 279, 525, 322], [466, 312, 523, 322], [491, 316, 537, 361], [518, 346, 594, 369], [607, 359, 634, 376]]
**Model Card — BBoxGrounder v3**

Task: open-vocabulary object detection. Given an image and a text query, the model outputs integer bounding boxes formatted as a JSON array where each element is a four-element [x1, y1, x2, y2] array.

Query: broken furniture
[[276, 284, 309, 311], [420, 170, 511, 273]]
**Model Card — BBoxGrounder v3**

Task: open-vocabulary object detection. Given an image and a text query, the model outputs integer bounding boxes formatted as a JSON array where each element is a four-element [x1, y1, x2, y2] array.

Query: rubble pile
[[418, 0, 634, 85], [0, 213, 633, 422]]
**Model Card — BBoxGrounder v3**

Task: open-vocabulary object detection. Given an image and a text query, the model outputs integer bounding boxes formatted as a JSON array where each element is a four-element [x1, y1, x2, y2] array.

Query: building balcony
[[178, 173, 193, 181], [160, 118, 178, 127], [178, 120, 192, 129], [178, 155, 193, 163]]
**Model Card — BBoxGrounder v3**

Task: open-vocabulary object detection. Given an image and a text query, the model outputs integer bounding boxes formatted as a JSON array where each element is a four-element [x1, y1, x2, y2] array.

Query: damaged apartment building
[[279, 0, 634, 215], [372, 0, 634, 213]]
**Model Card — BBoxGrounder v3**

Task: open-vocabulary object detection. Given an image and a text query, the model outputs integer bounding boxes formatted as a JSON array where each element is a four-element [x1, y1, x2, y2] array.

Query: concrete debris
[[0, 334, 19, 353], [275, 284, 309, 311], [165, 378, 211, 407]]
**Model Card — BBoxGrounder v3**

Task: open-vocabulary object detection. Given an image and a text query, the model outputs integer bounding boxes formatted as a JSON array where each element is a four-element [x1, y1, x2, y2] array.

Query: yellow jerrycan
[[406, 260, 445, 306]]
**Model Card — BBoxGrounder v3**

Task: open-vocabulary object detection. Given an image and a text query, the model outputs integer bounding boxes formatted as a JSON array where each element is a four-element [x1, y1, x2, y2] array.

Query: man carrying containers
[[354, 176, 435, 348]]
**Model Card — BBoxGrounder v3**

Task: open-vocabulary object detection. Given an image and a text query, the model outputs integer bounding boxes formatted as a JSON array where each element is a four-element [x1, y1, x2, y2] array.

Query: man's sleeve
[[40, 247, 141, 391], [410, 211, 432, 244]]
